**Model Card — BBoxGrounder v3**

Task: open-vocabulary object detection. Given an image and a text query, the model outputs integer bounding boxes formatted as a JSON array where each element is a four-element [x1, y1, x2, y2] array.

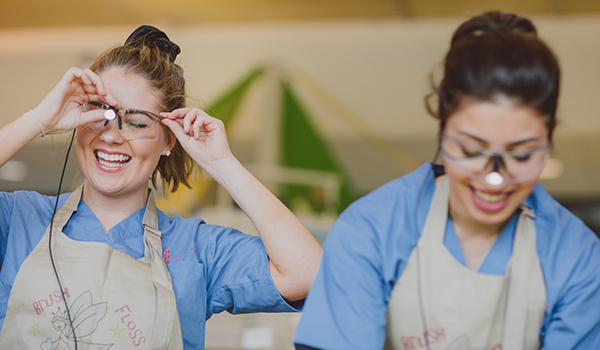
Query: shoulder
[[158, 210, 254, 242], [157, 210, 263, 260], [335, 162, 436, 241], [324, 163, 436, 284], [529, 184, 600, 303], [1, 190, 56, 208], [0, 190, 68, 221], [531, 183, 599, 261]]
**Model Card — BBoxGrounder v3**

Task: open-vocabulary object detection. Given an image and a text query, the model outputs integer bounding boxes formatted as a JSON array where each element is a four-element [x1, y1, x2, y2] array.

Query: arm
[[0, 67, 117, 168], [162, 108, 321, 301]]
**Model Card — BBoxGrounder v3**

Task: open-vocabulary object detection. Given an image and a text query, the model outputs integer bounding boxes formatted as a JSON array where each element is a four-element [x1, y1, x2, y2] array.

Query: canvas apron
[[0, 186, 183, 350], [385, 176, 546, 350]]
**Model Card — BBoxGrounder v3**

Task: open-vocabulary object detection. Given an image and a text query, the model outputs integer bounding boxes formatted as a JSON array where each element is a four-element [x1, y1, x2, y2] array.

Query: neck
[[81, 181, 149, 232]]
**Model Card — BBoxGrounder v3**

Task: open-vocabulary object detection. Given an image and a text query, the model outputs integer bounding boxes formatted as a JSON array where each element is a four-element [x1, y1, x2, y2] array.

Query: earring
[[165, 150, 171, 157]]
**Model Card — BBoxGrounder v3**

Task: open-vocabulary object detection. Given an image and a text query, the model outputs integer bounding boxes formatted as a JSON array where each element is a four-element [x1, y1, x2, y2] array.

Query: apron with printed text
[[385, 176, 546, 350], [0, 186, 183, 349]]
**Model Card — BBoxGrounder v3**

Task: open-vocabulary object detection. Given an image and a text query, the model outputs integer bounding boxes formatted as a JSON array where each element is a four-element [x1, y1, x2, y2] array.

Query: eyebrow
[[458, 131, 544, 148]]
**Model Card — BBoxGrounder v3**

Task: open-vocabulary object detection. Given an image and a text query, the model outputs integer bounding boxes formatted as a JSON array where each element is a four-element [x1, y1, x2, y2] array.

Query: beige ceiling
[[2, 0, 600, 28]]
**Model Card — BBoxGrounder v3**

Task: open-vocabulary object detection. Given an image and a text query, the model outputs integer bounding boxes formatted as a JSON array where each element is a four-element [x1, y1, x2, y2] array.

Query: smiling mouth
[[95, 150, 131, 168], [473, 189, 508, 203]]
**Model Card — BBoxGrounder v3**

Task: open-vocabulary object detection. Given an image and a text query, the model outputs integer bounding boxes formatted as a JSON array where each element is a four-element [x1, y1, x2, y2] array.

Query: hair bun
[[451, 11, 537, 45], [125, 25, 181, 62]]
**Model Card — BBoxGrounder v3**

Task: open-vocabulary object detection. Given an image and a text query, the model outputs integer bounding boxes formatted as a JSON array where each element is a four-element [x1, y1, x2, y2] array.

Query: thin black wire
[[48, 129, 78, 349]]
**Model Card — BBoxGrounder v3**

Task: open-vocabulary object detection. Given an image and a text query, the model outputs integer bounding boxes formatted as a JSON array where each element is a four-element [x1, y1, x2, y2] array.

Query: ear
[[165, 129, 177, 152]]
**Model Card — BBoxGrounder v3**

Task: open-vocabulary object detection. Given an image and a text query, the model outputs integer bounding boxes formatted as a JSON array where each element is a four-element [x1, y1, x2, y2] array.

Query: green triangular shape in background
[[280, 81, 358, 214], [207, 67, 264, 128]]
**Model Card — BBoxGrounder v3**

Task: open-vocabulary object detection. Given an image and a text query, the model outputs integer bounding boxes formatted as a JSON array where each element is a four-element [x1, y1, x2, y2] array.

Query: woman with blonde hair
[[0, 25, 321, 349]]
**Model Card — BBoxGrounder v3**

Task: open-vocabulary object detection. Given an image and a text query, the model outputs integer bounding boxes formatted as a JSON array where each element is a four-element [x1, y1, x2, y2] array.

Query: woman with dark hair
[[0, 26, 321, 349], [294, 11, 600, 350]]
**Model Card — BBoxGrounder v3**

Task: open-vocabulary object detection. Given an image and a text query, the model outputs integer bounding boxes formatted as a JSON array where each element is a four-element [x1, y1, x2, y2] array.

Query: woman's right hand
[[30, 67, 118, 136]]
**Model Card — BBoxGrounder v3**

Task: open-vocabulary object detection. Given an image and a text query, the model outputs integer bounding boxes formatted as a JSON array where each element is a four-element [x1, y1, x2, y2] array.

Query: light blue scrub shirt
[[0, 190, 299, 350], [294, 163, 600, 350]]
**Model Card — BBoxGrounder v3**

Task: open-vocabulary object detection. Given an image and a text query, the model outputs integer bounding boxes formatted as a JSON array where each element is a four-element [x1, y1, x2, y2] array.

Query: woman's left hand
[[161, 108, 233, 173]]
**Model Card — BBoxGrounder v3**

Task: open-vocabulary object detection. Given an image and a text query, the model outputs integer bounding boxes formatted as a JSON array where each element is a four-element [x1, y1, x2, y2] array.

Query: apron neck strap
[[50, 185, 84, 234], [142, 190, 162, 238], [420, 175, 450, 243]]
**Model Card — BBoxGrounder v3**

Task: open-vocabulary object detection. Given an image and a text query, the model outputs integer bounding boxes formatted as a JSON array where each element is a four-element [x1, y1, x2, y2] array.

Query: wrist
[[27, 109, 47, 138], [204, 154, 241, 185]]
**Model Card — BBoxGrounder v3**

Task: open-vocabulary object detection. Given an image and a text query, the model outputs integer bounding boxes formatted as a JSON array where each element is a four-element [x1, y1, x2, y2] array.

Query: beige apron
[[0, 186, 183, 350], [385, 176, 546, 350]]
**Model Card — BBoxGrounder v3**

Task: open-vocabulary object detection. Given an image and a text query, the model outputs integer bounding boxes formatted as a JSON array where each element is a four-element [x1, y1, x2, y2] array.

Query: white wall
[[1, 16, 599, 197]]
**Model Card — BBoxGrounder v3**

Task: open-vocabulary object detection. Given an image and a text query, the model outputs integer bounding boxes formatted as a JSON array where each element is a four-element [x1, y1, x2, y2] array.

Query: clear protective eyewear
[[81, 101, 165, 140], [441, 134, 550, 185]]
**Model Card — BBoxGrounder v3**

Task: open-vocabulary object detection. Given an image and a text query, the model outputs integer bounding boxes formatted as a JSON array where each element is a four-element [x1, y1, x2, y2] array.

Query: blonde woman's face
[[76, 68, 170, 198]]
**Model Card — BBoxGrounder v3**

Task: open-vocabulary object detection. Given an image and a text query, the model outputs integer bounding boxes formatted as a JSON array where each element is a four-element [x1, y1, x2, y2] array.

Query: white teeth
[[475, 189, 507, 203], [95, 151, 131, 167], [98, 159, 125, 168]]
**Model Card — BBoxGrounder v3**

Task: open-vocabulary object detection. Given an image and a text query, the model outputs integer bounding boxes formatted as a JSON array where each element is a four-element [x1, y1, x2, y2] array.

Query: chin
[[469, 205, 519, 227]]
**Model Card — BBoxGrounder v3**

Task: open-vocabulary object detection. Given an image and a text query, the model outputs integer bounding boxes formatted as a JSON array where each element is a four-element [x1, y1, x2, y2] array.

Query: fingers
[[162, 118, 189, 142], [161, 108, 224, 140], [61, 67, 118, 106], [83, 69, 118, 106], [79, 108, 108, 125]]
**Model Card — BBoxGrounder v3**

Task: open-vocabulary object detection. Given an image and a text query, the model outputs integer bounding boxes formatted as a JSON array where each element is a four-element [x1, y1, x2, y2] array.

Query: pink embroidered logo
[[162, 248, 196, 264], [400, 332, 502, 350]]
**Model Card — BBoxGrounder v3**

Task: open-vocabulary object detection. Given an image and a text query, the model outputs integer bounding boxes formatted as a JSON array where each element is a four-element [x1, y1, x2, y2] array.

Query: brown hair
[[427, 11, 561, 143], [90, 41, 195, 193]]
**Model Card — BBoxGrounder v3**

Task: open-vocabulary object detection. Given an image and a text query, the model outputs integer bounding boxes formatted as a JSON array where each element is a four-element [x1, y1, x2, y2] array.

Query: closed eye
[[124, 121, 149, 129], [513, 154, 531, 162], [461, 146, 483, 158]]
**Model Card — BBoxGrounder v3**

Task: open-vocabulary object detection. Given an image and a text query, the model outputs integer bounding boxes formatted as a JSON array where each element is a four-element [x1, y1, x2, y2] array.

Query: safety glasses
[[441, 134, 550, 185], [81, 101, 164, 140]]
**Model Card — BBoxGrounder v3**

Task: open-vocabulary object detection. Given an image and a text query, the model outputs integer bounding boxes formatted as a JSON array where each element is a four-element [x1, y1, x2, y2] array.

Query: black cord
[[48, 129, 78, 349]]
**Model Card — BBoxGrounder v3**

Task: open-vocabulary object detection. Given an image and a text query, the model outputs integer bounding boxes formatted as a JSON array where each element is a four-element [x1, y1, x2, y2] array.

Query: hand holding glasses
[[81, 101, 164, 140], [441, 134, 550, 185]]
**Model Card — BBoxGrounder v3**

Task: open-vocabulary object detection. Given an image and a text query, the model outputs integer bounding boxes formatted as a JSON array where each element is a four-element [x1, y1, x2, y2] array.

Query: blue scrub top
[[294, 163, 600, 350], [0, 190, 299, 350]]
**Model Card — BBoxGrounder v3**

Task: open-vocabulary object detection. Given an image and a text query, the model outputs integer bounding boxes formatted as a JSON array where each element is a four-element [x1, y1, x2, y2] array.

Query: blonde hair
[[90, 44, 195, 193]]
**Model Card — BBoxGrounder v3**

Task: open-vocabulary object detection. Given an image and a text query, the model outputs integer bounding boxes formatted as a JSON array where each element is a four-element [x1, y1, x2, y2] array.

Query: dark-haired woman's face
[[442, 99, 549, 228]]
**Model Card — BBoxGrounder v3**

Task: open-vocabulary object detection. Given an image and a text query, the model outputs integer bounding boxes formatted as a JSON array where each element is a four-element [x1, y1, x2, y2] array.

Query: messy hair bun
[[125, 25, 181, 63], [427, 11, 560, 142], [451, 11, 537, 45]]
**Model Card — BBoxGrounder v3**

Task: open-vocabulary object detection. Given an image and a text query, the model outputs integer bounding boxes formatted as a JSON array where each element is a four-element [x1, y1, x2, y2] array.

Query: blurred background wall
[[1, 1, 599, 349]]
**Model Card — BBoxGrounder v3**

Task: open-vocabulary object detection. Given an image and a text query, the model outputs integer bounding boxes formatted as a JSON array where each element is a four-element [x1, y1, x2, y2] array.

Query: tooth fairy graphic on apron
[[0, 186, 183, 349], [385, 176, 546, 350]]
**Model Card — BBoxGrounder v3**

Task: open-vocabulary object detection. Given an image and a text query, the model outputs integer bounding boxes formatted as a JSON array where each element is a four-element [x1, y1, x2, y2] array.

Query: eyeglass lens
[[81, 102, 161, 140], [441, 135, 549, 182]]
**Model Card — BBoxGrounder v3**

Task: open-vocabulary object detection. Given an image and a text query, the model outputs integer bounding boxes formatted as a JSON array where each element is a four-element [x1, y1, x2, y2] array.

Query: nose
[[485, 155, 506, 186], [489, 155, 506, 172], [98, 118, 125, 144]]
